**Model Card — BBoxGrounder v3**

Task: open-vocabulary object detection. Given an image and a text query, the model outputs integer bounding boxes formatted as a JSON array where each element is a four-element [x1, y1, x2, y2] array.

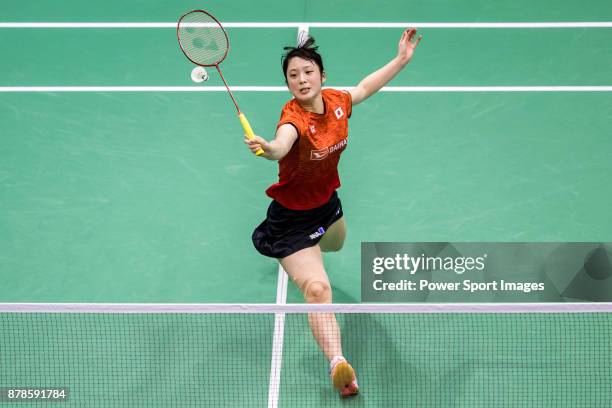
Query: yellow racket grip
[[239, 113, 264, 156]]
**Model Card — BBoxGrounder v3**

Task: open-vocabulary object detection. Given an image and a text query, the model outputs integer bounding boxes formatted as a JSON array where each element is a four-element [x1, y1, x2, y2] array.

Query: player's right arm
[[244, 123, 298, 161]]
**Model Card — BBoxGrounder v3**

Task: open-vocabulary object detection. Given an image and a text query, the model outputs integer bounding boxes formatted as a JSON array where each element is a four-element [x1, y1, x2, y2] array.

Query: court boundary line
[[2, 303, 611, 313], [266, 25, 310, 408], [2, 86, 612, 93], [275, 265, 288, 305], [267, 265, 288, 408], [1, 22, 612, 28]]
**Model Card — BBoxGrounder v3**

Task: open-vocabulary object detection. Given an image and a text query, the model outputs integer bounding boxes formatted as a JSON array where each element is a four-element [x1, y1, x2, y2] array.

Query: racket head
[[177, 10, 230, 67]]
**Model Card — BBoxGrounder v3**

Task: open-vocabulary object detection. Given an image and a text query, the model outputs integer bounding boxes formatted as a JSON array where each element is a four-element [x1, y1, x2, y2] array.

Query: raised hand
[[396, 28, 423, 66]]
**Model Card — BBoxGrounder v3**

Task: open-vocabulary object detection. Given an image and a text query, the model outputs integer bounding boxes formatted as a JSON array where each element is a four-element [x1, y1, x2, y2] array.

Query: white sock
[[329, 356, 346, 371]]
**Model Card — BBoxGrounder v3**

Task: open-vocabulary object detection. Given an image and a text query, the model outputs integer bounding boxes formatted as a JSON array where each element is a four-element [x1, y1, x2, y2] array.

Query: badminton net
[[0, 303, 610, 407]]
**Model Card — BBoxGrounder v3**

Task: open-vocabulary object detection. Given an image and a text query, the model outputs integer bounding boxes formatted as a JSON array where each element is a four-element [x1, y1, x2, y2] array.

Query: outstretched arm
[[350, 28, 422, 106], [244, 123, 298, 160]]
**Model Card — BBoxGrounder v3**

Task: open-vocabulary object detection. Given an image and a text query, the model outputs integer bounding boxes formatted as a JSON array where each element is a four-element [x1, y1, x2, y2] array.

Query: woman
[[245, 28, 422, 397]]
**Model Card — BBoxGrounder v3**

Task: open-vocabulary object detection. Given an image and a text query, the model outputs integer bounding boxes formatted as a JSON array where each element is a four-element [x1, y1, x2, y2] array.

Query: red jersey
[[266, 88, 352, 210]]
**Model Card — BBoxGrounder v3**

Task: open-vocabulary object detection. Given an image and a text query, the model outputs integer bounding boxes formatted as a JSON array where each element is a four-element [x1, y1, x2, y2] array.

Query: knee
[[304, 280, 332, 304]]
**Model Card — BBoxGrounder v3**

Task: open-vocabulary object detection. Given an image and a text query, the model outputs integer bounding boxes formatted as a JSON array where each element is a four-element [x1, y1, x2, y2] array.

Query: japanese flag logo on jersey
[[334, 107, 344, 120]]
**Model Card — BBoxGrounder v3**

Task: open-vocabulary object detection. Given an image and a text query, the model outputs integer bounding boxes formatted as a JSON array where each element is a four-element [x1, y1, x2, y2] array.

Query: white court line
[[1, 22, 612, 28], [267, 264, 288, 408], [0, 86, 288, 92], [1, 86, 611, 93], [275, 265, 289, 306], [267, 27, 310, 408], [267, 265, 287, 408]]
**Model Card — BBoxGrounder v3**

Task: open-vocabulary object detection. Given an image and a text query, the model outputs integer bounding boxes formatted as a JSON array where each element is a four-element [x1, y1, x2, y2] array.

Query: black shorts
[[252, 191, 344, 259]]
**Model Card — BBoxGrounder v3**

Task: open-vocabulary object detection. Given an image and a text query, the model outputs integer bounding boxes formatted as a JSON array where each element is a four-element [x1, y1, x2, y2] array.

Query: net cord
[[1, 303, 611, 314]]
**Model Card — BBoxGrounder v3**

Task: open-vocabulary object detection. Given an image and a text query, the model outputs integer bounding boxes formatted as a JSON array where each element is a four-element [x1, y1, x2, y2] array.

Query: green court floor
[[1, 1, 612, 406], [2, 91, 611, 303], [1, 1, 612, 303]]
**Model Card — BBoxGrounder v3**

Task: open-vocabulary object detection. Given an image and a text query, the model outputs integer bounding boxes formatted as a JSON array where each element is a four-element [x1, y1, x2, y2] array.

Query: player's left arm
[[350, 28, 422, 106]]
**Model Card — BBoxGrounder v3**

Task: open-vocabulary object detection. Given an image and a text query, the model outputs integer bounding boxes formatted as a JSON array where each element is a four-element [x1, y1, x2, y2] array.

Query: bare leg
[[280, 243, 359, 397], [280, 245, 342, 360], [318, 217, 346, 253]]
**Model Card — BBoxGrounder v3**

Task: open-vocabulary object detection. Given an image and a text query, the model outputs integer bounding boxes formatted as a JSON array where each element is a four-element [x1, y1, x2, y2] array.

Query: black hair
[[281, 37, 324, 81]]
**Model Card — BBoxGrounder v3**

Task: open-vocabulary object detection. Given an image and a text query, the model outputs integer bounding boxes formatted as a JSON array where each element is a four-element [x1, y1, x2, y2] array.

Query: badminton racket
[[177, 10, 264, 156]]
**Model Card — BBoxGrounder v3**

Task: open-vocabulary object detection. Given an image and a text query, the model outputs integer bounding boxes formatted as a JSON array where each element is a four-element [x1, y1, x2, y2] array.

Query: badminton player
[[245, 28, 422, 397]]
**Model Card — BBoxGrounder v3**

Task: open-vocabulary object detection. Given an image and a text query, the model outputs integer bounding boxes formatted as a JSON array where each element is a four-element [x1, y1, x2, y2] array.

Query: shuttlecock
[[191, 66, 209, 83], [297, 25, 309, 47]]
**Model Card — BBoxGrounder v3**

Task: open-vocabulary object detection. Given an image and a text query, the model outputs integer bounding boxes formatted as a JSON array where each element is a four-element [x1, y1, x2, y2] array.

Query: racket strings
[[178, 12, 229, 66]]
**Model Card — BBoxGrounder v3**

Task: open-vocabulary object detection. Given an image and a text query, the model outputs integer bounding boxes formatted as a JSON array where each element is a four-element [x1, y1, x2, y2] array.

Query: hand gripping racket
[[177, 10, 264, 156]]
